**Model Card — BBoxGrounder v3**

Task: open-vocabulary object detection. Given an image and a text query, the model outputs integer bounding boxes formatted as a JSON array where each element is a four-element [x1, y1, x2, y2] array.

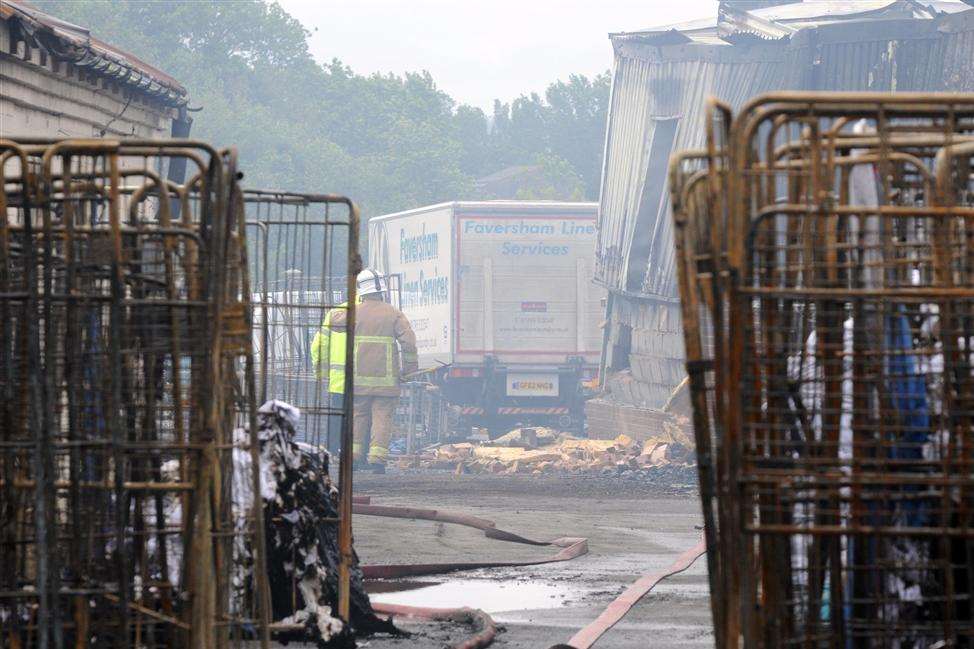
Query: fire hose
[[559, 536, 707, 649], [371, 602, 497, 649], [355, 496, 586, 648], [355, 496, 706, 649], [355, 501, 588, 578]]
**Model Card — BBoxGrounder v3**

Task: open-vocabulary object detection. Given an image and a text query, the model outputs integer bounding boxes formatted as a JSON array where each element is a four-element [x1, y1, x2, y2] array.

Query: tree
[[35, 0, 610, 218], [514, 153, 587, 201], [543, 73, 612, 198], [489, 74, 611, 198]]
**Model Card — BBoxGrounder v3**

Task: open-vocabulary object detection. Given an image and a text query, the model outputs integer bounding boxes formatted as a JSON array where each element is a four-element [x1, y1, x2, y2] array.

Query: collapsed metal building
[[590, 0, 974, 434]]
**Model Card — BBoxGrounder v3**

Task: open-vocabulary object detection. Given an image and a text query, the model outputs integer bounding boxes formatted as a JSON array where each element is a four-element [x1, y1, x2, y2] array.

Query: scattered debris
[[661, 377, 692, 419], [394, 422, 694, 477], [491, 426, 559, 448]]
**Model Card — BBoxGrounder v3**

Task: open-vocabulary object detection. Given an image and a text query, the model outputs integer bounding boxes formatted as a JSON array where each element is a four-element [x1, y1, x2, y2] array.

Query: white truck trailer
[[368, 200, 603, 433]]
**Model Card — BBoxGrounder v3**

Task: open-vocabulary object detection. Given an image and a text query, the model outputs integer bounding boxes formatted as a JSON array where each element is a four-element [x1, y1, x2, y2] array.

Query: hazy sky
[[278, 0, 717, 111]]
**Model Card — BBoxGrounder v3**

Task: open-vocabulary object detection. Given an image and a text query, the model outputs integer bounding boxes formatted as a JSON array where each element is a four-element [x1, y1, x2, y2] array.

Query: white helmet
[[356, 268, 387, 296]]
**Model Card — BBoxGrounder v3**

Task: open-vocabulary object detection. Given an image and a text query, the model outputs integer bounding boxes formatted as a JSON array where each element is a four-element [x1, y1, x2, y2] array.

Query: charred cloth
[[250, 401, 397, 647]]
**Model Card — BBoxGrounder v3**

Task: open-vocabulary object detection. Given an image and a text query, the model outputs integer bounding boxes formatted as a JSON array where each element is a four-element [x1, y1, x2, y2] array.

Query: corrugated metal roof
[[610, 16, 724, 46], [750, 0, 927, 23], [0, 0, 187, 105], [622, 15, 719, 35], [784, 16, 945, 90], [614, 0, 968, 43], [941, 9, 974, 91], [918, 0, 974, 13], [719, 1, 943, 40]]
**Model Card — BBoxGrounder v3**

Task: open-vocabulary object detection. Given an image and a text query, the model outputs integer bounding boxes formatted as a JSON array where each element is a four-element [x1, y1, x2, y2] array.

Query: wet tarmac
[[352, 470, 713, 648]]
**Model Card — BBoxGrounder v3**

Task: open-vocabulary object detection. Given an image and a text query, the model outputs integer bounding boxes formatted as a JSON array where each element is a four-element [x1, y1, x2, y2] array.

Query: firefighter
[[311, 268, 418, 473], [311, 293, 350, 458]]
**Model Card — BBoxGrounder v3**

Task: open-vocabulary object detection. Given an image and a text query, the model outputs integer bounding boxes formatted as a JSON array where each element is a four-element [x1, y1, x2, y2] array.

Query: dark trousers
[[326, 392, 344, 458]]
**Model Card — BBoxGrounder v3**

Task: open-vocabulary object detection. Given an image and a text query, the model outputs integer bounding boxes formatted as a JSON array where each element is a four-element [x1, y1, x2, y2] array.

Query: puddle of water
[[365, 579, 437, 594], [367, 578, 576, 613]]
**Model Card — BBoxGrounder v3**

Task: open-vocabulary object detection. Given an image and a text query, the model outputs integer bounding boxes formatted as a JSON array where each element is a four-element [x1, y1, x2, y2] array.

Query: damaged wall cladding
[[594, 4, 974, 410], [596, 39, 783, 409]]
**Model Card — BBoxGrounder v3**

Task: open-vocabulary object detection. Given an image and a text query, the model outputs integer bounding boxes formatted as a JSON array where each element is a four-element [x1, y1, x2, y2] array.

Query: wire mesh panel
[[674, 93, 974, 648], [244, 189, 361, 627], [245, 190, 357, 450], [0, 139, 269, 648], [734, 95, 974, 648]]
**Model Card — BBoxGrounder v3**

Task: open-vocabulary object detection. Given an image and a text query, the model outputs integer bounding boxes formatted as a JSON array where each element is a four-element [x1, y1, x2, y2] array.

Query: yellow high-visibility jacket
[[311, 299, 419, 397], [311, 301, 350, 395]]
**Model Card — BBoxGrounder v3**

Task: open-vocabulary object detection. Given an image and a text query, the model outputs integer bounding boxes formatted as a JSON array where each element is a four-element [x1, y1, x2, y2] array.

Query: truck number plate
[[506, 373, 559, 397]]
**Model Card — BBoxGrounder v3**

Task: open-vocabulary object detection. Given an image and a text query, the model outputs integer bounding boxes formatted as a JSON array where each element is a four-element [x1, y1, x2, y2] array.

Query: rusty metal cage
[[671, 144, 726, 649], [245, 190, 358, 450], [674, 94, 974, 648], [244, 189, 361, 626], [0, 139, 270, 648], [670, 99, 741, 649]]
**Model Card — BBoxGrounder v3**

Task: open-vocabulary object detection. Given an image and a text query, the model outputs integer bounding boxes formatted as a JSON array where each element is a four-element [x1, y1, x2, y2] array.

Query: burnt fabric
[[352, 395, 397, 463], [255, 400, 396, 647]]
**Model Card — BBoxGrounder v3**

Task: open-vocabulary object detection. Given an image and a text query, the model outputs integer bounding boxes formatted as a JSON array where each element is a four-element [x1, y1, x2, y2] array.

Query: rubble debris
[[241, 401, 397, 647], [584, 395, 691, 442], [661, 377, 692, 419], [395, 423, 694, 477], [491, 426, 559, 448]]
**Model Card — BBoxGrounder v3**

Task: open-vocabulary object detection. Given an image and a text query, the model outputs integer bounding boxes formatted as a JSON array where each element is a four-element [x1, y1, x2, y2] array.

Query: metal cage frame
[[243, 189, 362, 626], [0, 137, 271, 648], [674, 93, 974, 648]]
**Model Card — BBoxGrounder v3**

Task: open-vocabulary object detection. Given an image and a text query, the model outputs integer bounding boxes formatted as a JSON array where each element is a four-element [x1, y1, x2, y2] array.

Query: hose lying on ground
[[355, 496, 705, 649], [372, 602, 497, 649], [559, 536, 707, 649], [356, 496, 590, 648], [354, 499, 588, 578]]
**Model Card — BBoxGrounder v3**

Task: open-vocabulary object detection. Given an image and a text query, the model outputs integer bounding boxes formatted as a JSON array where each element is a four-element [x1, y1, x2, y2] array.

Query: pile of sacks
[[396, 423, 694, 476]]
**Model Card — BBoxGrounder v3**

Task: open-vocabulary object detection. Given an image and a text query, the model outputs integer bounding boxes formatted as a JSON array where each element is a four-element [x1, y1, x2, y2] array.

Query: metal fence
[[0, 139, 270, 648], [673, 93, 974, 648]]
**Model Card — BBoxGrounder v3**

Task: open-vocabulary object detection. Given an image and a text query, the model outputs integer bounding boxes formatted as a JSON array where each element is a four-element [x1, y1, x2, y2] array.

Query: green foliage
[[514, 153, 587, 202], [35, 0, 609, 222]]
